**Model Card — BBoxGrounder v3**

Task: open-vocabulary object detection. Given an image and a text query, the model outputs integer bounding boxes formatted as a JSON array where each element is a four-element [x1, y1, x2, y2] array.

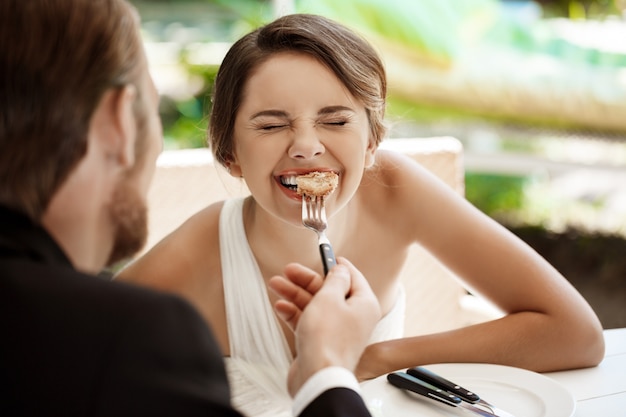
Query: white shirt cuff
[[292, 367, 361, 416]]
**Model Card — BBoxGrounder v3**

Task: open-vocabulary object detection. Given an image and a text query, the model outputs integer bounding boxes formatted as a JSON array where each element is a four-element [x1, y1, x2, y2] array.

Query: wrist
[[357, 341, 393, 380], [297, 344, 354, 386]]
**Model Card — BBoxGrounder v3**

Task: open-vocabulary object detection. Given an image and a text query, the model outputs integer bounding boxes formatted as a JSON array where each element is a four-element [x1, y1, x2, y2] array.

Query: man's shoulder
[[0, 256, 208, 339], [0, 257, 225, 415], [0, 218, 226, 414]]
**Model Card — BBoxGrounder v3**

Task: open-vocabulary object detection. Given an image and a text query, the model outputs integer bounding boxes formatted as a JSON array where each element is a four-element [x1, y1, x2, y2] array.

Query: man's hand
[[268, 258, 381, 396]]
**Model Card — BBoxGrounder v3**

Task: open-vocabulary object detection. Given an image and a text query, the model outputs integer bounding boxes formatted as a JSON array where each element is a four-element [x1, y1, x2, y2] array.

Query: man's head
[[0, 0, 163, 269]]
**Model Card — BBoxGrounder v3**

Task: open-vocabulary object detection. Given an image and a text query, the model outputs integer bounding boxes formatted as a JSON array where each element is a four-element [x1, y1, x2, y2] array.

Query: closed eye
[[249, 109, 290, 132], [260, 124, 287, 130]]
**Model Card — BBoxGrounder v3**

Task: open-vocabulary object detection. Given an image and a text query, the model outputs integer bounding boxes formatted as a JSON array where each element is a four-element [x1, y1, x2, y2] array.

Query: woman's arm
[[356, 151, 604, 379]]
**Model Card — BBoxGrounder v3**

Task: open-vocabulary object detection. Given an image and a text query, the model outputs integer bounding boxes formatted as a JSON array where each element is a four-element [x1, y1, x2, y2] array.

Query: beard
[[105, 180, 148, 267]]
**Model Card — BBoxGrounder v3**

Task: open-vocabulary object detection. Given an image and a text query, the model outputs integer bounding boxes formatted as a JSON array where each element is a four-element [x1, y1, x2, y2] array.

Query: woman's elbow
[[580, 320, 605, 367], [565, 312, 605, 369]]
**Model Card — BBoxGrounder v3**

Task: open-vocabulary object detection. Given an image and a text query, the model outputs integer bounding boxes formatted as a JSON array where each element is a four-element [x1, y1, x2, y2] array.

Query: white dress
[[220, 198, 406, 417]]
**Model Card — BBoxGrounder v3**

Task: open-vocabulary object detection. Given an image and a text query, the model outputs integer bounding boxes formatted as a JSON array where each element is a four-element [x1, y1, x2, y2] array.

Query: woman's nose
[[288, 130, 325, 159]]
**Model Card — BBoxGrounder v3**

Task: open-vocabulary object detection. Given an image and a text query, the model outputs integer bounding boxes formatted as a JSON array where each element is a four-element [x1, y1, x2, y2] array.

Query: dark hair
[[209, 13, 387, 168], [0, 0, 143, 220]]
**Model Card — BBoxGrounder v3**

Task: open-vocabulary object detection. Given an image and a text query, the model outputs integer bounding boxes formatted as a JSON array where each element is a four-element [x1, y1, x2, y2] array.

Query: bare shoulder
[[359, 148, 443, 205], [116, 200, 231, 351], [365, 148, 439, 184], [357, 148, 466, 237], [116, 200, 225, 295]]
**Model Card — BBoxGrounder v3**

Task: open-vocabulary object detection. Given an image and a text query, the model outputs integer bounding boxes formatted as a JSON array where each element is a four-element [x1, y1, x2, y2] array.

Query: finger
[[337, 257, 375, 300], [317, 263, 352, 300], [268, 275, 313, 310], [336, 257, 382, 320], [283, 263, 324, 294], [273, 299, 301, 331]]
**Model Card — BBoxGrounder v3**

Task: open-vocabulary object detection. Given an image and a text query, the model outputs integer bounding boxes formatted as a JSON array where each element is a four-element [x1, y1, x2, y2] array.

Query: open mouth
[[279, 175, 298, 191], [278, 172, 339, 198]]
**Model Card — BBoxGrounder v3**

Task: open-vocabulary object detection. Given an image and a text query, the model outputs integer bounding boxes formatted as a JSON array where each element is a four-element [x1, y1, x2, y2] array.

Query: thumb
[[319, 264, 351, 299]]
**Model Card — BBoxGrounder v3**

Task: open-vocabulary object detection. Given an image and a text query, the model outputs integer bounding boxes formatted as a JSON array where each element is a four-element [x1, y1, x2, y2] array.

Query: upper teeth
[[281, 175, 297, 186]]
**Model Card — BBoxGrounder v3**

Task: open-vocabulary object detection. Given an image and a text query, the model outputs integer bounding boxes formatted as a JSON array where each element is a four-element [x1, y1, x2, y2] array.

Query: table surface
[[543, 327, 626, 417], [361, 328, 625, 417]]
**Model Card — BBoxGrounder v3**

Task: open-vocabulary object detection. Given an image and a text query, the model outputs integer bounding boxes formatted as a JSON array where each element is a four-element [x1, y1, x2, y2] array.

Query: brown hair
[[0, 0, 144, 220], [208, 13, 387, 168]]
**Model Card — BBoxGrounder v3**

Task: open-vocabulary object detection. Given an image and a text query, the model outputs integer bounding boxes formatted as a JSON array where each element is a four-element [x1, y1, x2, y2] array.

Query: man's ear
[[92, 85, 138, 168], [111, 84, 138, 168]]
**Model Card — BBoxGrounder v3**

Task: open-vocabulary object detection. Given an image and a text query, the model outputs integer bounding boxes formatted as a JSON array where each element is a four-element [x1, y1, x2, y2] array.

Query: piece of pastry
[[296, 171, 338, 197]]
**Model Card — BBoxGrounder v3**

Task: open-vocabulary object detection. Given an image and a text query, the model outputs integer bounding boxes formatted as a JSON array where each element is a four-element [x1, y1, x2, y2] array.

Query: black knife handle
[[387, 372, 462, 407], [319, 243, 336, 276], [407, 366, 480, 403]]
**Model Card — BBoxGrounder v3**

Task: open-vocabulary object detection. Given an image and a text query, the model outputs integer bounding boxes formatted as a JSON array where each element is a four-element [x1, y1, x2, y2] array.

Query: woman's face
[[230, 51, 375, 226]]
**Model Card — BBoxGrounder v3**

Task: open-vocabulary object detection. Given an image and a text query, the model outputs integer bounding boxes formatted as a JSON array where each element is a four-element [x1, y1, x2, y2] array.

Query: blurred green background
[[130, 0, 626, 237], [129, 0, 626, 327]]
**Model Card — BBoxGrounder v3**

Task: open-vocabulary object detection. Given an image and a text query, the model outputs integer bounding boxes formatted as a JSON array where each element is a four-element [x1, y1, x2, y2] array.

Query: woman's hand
[[269, 257, 381, 396]]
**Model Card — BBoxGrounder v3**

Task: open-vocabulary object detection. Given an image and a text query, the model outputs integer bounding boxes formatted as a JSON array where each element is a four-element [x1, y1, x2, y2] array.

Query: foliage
[[160, 61, 218, 149], [465, 173, 528, 218], [296, 0, 499, 65], [534, 0, 622, 18]]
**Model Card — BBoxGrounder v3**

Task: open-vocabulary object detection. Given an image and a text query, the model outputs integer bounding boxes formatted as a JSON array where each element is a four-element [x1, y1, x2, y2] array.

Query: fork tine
[[311, 196, 318, 220], [301, 193, 336, 276], [318, 196, 326, 223], [309, 195, 324, 224], [302, 194, 313, 220]]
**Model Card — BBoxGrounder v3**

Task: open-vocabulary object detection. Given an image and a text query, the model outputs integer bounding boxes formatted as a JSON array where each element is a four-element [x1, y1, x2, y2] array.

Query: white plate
[[360, 363, 575, 417]]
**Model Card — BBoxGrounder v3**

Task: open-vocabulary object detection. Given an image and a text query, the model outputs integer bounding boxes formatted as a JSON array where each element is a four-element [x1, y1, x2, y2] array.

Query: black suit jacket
[[0, 206, 372, 416]]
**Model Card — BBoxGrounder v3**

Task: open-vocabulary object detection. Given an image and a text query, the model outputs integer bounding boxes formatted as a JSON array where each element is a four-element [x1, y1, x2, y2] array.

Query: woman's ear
[[226, 157, 244, 178], [364, 140, 378, 169]]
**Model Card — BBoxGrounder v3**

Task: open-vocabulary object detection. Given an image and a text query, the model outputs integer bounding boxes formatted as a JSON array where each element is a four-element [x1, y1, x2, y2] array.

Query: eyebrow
[[250, 110, 289, 120], [249, 106, 355, 120], [318, 105, 355, 115]]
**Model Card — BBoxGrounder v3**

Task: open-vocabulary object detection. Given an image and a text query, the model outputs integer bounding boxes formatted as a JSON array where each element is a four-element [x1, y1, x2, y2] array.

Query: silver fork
[[301, 194, 337, 276]]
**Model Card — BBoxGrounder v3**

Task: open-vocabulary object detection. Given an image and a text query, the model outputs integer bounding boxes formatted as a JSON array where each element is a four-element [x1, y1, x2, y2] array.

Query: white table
[[361, 328, 625, 417], [544, 328, 626, 416]]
